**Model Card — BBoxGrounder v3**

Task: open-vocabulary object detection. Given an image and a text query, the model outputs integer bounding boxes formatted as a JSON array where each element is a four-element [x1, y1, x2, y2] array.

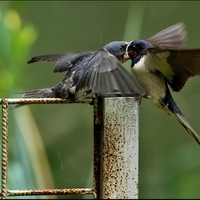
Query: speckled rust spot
[[100, 97, 139, 199], [4, 97, 93, 105], [7, 188, 94, 197]]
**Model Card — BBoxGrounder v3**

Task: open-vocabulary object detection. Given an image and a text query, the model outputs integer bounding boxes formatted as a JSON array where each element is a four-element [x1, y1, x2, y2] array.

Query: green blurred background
[[0, 1, 200, 199]]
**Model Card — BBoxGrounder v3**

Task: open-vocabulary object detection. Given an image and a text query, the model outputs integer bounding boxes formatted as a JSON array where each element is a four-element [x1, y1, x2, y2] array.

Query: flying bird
[[22, 41, 144, 101], [126, 22, 200, 144]]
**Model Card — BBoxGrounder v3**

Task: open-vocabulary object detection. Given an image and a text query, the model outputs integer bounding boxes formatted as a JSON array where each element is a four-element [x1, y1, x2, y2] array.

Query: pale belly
[[132, 68, 166, 104]]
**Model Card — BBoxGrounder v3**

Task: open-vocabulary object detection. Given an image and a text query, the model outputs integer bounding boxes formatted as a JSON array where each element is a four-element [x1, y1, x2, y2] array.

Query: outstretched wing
[[147, 22, 187, 50], [27, 49, 144, 98], [144, 48, 200, 92], [165, 49, 200, 91], [27, 51, 93, 73], [27, 54, 65, 63], [142, 22, 200, 92], [73, 48, 144, 97]]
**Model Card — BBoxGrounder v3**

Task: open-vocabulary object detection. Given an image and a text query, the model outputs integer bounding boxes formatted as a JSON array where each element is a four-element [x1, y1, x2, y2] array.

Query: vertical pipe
[[93, 97, 103, 198], [100, 97, 139, 199], [1, 100, 9, 199]]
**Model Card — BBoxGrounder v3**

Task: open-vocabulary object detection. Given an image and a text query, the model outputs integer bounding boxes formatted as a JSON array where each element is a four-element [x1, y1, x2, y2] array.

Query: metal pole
[[1, 100, 9, 199], [93, 97, 103, 199], [100, 97, 139, 199]]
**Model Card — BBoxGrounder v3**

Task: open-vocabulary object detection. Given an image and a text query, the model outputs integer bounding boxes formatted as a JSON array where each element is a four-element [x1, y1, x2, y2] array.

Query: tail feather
[[160, 86, 200, 145], [162, 103, 200, 145], [22, 88, 56, 98], [175, 113, 200, 145]]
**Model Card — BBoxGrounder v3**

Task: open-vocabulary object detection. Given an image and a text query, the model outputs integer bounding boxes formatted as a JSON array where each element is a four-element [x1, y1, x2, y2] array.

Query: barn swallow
[[22, 41, 144, 101], [126, 22, 200, 144]]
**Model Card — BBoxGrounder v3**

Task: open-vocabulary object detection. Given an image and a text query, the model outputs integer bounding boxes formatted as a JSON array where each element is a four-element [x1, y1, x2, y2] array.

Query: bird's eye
[[129, 44, 137, 50], [120, 44, 127, 50]]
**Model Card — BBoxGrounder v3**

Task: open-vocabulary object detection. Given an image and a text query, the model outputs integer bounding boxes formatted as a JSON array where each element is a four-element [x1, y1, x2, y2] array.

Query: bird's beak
[[121, 52, 130, 63]]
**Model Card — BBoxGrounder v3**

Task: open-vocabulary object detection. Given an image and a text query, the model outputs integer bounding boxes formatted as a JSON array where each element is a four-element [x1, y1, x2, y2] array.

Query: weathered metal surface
[[2, 98, 92, 105], [101, 97, 139, 199], [1, 100, 9, 200], [6, 188, 94, 196], [0, 98, 94, 199], [93, 97, 103, 198], [0, 97, 139, 199]]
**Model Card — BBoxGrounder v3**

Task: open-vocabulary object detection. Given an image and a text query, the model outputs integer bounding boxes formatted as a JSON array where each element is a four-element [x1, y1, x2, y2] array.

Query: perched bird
[[22, 41, 144, 101], [126, 22, 200, 144]]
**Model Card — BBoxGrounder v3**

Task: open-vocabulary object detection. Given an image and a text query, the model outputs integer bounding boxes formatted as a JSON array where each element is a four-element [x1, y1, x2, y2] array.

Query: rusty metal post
[[93, 97, 103, 199], [100, 97, 139, 199], [1, 100, 9, 199]]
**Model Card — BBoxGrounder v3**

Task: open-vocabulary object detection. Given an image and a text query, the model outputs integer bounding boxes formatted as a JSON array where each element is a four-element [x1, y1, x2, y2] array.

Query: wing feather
[[27, 52, 93, 73], [167, 49, 200, 91], [27, 54, 66, 64], [147, 22, 187, 49], [27, 47, 144, 98], [54, 51, 92, 72], [147, 49, 200, 91], [75, 48, 144, 97]]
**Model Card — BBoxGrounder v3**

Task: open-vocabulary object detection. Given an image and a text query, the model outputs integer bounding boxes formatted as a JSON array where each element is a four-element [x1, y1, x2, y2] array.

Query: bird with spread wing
[[126, 22, 200, 144]]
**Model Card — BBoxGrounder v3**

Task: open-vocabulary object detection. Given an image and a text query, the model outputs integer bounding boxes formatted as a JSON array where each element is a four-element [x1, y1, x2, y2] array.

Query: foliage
[[0, 4, 55, 199]]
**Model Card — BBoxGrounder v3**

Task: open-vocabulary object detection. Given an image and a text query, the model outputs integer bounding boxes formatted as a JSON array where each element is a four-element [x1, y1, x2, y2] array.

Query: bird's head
[[104, 41, 129, 63], [127, 40, 150, 67]]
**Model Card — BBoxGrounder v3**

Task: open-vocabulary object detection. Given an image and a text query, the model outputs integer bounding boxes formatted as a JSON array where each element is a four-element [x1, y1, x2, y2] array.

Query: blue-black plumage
[[22, 41, 144, 101], [127, 22, 200, 144]]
